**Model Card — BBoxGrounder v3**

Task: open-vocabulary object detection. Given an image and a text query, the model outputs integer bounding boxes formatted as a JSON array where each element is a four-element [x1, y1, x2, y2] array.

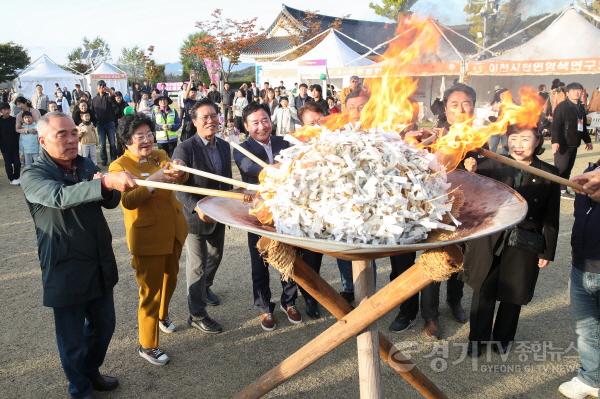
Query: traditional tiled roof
[[243, 4, 479, 60]]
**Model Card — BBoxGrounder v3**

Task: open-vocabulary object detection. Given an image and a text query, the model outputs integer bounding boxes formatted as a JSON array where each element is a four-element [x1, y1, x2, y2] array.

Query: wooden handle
[[171, 164, 261, 191], [477, 148, 583, 191], [134, 179, 248, 201], [228, 140, 270, 169]]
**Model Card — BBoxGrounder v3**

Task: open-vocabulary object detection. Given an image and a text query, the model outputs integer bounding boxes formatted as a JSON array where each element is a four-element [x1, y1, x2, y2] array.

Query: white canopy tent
[[467, 7, 600, 102], [85, 62, 128, 95], [258, 29, 375, 89], [14, 55, 83, 99]]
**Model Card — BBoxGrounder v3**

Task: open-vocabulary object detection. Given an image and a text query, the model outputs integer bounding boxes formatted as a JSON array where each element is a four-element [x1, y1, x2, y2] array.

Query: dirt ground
[[0, 143, 598, 399]]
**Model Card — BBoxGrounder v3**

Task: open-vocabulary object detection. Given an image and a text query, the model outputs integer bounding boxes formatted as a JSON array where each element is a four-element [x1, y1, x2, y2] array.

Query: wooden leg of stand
[[352, 260, 382, 399], [291, 257, 448, 399], [234, 264, 434, 399]]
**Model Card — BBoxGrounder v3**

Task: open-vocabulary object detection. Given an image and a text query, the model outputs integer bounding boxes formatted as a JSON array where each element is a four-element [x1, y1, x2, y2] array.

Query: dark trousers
[[391, 253, 463, 321], [248, 233, 297, 313], [185, 226, 225, 319], [469, 256, 522, 343], [299, 250, 323, 307], [52, 291, 116, 398], [554, 146, 578, 190], [224, 106, 232, 123], [96, 122, 117, 165], [158, 141, 177, 157], [1, 145, 21, 181]]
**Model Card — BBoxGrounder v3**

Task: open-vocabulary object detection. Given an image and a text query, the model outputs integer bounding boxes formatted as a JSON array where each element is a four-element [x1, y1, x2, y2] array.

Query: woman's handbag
[[506, 227, 545, 254]]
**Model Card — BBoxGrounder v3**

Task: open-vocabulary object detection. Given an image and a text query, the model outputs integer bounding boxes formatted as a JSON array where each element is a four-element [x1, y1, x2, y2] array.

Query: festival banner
[[204, 58, 222, 84], [467, 58, 600, 76]]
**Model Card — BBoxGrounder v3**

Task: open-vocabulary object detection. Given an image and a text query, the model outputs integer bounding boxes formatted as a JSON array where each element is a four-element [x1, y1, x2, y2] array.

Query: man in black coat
[[0, 102, 21, 184], [233, 102, 301, 332], [294, 83, 310, 111], [91, 80, 118, 166], [222, 82, 235, 122], [21, 112, 136, 398], [172, 98, 229, 334], [551, 82, 593, 198]]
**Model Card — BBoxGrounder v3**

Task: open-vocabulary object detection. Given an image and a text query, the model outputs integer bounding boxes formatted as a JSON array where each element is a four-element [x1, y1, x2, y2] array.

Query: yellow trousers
[[131, 241, 181, 349]]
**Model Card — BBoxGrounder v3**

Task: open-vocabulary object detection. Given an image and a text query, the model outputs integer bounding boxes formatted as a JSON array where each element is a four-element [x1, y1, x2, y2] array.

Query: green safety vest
[[154, 106, 178, 142]]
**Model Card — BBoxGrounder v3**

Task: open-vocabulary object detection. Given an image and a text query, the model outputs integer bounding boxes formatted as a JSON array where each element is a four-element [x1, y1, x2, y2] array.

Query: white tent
[[296, 30, 374, 68], [86, 62, 128, 95], [467, 7, 600, 101], [15, 55, 83, 99], [258, 29, 375, 87]]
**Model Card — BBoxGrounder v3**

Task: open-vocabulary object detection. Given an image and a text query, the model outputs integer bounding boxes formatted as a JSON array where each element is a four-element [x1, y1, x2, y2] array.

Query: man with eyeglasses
[[233, 102, 302, 331], [171, 98, 230, 334]]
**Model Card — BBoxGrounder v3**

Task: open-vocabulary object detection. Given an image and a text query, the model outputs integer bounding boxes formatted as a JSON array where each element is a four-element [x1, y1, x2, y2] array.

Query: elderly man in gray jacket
[[21, 112, 136, 399]]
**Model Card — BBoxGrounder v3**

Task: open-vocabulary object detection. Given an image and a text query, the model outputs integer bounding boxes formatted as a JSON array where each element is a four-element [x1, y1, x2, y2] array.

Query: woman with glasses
[[109, 113, 188, 366]]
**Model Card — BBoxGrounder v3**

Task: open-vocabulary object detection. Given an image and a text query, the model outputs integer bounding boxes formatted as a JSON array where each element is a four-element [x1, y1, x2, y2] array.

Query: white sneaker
[[159, 318, 177, 334], [138, 346, 169, 366], [559, 377, 599, 399], [10, 179, 20, 186]]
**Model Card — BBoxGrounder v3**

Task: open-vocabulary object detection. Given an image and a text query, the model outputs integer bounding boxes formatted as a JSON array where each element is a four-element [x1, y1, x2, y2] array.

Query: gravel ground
[[0, 143, 597, 399]]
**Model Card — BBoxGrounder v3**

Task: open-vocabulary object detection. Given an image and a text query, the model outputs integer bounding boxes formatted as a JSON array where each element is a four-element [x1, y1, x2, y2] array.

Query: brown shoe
[[280, 304, 302, 324], [422, 319, 441, 340], [260, 313, 276, 331]]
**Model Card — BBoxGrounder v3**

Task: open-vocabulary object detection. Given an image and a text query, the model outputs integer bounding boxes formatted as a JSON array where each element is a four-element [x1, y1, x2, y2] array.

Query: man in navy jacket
[[559, 162, 600, 398], [233, 102, 301, 331]]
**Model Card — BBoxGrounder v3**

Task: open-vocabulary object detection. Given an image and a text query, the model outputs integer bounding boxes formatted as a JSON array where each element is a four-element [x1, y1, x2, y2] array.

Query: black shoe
[[389, 314, 415, 333], [492, 341, 511, 354], [71, 393, 95, 399], [188, 316, 223, 334], [339, 291, 355, 304], [448, 302, 468, 324], [206, 287, 220, 306], [305, 300, 321, 319], [89, 374, 119, 391], [467, 341, 483, 358]]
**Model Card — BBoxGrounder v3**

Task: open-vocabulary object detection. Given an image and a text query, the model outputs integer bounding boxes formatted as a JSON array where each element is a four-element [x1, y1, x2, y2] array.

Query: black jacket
[[0, 115, 18, 151], [20, 150, 121, 307], [207, 90, 222, 104], [551, 100, 591, 148], [72, 107, 97, 126], [172, 135, 232, 235], [222, 89, 235, 106], [234, 136, 290, 184], [91, 93, 117, 124], [307, 98, 329, 116], [462, 156, 560, 304], [572, 163, 600, 273]]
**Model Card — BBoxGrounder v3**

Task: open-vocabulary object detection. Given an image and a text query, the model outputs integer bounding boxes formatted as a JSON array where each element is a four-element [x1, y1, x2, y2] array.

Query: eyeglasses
[[132, 132, 154, 142], [197, 113, 219, 122]]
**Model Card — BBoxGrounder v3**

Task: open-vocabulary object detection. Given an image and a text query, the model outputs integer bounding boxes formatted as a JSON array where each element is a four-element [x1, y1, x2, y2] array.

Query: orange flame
[[431, 87, 545, 170], [291, 15, 439, 140]]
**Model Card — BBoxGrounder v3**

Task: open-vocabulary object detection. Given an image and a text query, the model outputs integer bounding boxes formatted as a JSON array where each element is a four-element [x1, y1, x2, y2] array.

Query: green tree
[[118, 46, 146, 84], [180, 32, 210, 83], [0, 42, 30, 82], [465, 0, 522, 46], [145, 60, 165, 84], [66, 36, 111, 73], [369, 0, 419, 20]]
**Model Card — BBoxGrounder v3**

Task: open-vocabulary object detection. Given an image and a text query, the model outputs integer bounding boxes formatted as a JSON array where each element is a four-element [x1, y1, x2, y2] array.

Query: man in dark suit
[[172, 98, 230, 334], [234, 102, 301, 331]]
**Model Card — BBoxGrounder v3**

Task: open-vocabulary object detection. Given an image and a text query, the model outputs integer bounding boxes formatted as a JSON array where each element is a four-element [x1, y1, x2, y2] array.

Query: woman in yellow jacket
[[109, 113, 188, 366]]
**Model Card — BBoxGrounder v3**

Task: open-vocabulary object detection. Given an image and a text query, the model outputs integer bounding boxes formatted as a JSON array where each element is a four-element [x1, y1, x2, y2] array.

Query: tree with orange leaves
[[186, 9, 261, 83]]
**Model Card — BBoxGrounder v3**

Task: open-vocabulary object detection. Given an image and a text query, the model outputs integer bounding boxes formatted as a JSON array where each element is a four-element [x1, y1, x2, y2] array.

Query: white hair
[[37, 111, 70, 137]]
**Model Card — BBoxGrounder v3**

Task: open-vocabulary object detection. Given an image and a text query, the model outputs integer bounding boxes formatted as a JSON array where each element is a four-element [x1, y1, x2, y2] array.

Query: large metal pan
[[196, 170, 527, 260]]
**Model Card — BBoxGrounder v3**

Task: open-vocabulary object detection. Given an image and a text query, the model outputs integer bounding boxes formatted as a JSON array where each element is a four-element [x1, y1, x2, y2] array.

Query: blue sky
[[1, 0, 572, 65]]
